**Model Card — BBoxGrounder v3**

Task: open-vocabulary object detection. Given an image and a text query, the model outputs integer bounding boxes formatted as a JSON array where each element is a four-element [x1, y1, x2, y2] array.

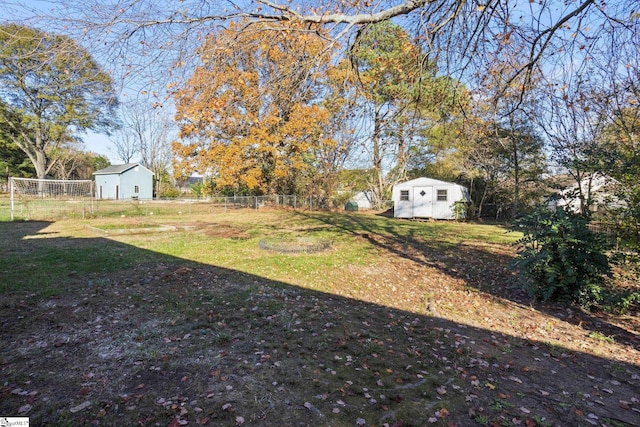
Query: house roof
[[93, 163, 154, 175], [186, 176, 204, 185]]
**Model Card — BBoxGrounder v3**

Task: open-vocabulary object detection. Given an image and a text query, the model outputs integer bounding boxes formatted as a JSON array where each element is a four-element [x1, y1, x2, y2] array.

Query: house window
[[437, 189, 448, 201], [134, 185, 139, 194], [400, 190, 409, 201]]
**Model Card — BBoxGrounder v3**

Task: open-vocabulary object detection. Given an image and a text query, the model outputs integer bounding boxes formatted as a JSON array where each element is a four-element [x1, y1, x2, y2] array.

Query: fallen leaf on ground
[[437, 407, 450, 417], [69, 401, 92, 413]]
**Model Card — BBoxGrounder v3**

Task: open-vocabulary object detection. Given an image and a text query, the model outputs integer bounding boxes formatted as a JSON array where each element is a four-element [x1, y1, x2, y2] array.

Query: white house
[[94, 163, 155, 200], [392, 177, 469, 219], [351, 191, 373, 210], [547, 173, 623, 213]]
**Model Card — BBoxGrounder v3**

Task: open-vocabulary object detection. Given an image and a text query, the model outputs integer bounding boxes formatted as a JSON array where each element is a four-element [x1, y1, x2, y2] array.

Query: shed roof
[[94, 163, 154, 175], [395, 177, 463, 188]]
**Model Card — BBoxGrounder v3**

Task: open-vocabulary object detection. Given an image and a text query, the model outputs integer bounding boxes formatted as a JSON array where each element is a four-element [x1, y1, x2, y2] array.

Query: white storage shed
[[392, 177, 469, 219]]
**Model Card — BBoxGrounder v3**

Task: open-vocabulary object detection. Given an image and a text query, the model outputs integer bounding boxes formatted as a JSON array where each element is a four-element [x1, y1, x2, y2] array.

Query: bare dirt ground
[[1, 219, 639, 426]]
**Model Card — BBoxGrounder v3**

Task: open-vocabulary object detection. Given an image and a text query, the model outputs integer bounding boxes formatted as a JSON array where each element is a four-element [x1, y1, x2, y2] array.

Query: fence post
[[9, 177, 14, 221]]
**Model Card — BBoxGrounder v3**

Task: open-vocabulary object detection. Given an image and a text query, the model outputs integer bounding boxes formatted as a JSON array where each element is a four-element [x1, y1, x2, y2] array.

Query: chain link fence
[[4, 194, 389, 221], [587, 221, 622, 249]]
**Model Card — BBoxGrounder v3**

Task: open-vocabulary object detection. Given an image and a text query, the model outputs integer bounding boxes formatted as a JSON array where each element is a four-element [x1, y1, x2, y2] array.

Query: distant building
[[351, 191, 373, 210], [94, 163, 154, 200], [547, 173, 623, 213], [186, 176, 204, 186]]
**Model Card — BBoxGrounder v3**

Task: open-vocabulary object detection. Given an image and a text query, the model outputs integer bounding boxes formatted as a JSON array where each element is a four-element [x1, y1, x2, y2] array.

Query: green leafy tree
[[49, 148, 110, 180], [0, 24, 118, 180], [338, 169, 377, 192], [348, 21, 463, 206], [0, 120, 35, 181], [407, 123, 458, 178], [458, 117, 547, 219], [591, 106, 640, 251]]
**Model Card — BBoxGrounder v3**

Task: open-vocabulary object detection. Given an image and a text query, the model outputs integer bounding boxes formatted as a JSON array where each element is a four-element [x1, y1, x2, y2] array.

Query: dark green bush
[[511, 207, 612, 309]]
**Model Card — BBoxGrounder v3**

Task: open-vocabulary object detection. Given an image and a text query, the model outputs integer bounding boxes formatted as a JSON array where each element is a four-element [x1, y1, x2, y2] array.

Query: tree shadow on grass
[[0, 220, 638, 427], [297, 211, 640, 355]]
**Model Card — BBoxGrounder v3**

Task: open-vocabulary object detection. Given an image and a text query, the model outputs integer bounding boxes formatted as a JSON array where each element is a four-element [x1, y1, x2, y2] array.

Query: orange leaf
[[437, 407, 450, 417]]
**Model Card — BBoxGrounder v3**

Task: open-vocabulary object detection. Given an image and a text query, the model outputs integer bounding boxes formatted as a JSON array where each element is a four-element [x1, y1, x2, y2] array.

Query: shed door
[[413, 186, 433, 217]]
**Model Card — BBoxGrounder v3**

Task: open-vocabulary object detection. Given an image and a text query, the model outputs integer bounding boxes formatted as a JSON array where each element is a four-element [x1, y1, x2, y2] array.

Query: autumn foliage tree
[[172, 21, 337, 196]]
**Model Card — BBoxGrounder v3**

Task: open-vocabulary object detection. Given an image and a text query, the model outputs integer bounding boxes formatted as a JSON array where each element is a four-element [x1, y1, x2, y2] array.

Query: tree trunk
[[372, 104, 385, 207], [511, 137, 520, 219], [477, 179, 489, 219], [34, 150, 47, 181], [396, 122, 406, 176]]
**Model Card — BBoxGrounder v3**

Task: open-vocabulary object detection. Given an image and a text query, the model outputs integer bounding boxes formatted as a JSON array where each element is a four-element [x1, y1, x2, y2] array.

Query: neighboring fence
[[92, 196, 300, 218], [5, 194, 389, 221], [587, 221, 621, 248]]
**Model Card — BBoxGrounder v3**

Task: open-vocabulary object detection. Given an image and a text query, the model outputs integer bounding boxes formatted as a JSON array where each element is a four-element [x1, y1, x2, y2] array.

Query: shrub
[[511, 207, 612, 309], [161, 184, 180, 199], [453, 201, 469, 220]]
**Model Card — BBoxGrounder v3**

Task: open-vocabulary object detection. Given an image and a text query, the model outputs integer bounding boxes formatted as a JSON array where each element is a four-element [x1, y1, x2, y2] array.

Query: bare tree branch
[[256, 0, 430, 24]]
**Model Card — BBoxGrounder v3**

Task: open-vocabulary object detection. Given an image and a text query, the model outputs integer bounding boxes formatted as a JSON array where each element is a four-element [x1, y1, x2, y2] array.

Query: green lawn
[[0, 195, 11, 221], [0, 211, 518, 296]]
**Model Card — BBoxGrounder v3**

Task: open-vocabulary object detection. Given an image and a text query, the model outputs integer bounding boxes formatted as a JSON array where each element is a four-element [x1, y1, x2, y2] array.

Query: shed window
[[437, 189, 448, 201], [400, 190, 409, 201], [134, 185, 139, 194]]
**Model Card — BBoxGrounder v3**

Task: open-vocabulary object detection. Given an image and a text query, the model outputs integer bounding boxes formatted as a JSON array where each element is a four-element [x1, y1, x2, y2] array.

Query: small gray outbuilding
[[94, 163, 154, 200], [392, 177, 469, 219]]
